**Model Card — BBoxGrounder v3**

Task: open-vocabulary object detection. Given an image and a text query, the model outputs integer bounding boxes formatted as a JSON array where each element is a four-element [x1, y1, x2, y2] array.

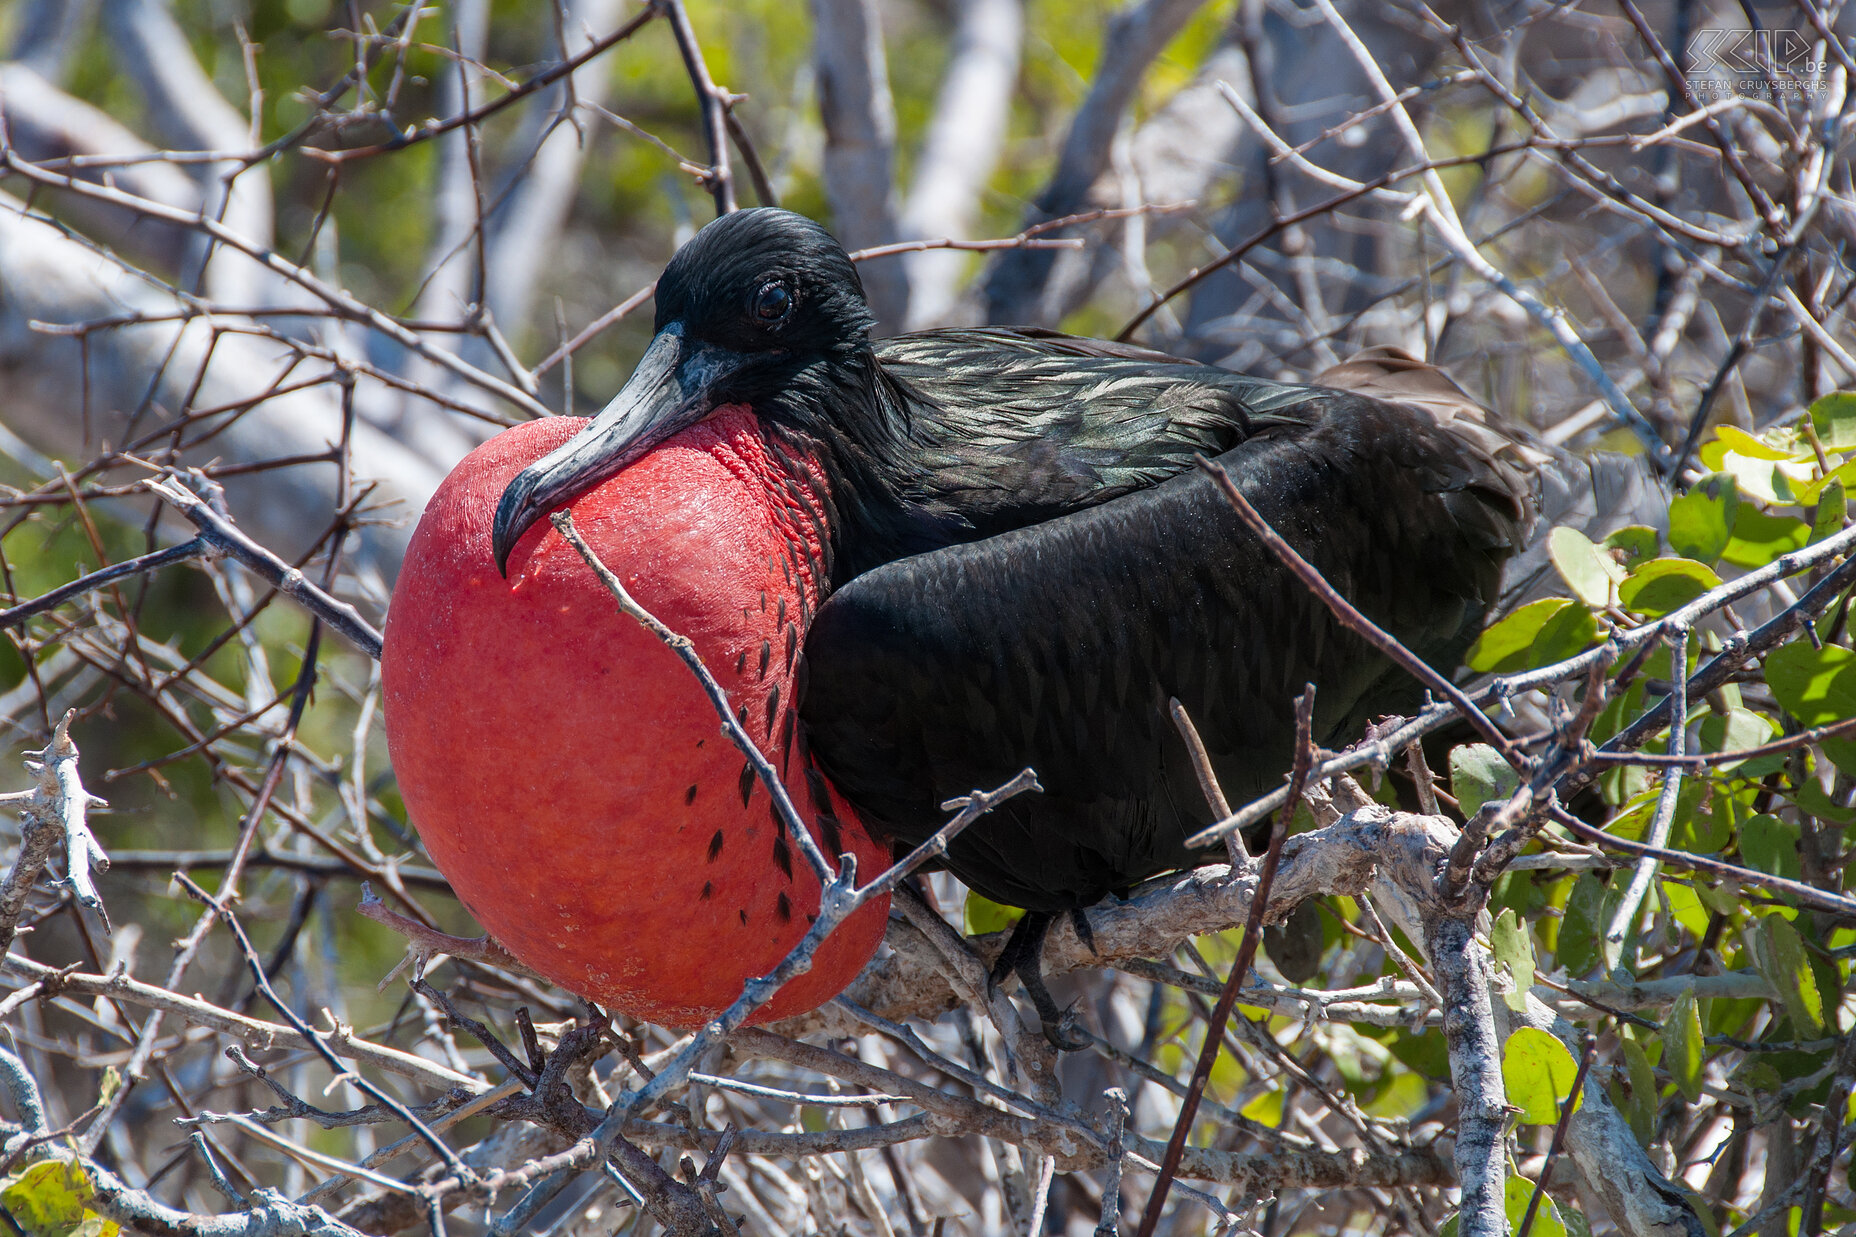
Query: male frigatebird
[[383, 208, 1653, 1037]]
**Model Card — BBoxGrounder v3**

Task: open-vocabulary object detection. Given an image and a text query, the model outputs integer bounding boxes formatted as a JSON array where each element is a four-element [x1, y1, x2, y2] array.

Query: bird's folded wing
[[798, 390, 1527, 910]]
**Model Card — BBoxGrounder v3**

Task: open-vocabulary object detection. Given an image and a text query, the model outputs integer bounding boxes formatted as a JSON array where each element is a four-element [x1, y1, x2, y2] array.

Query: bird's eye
[[753, 281, 792, 322]]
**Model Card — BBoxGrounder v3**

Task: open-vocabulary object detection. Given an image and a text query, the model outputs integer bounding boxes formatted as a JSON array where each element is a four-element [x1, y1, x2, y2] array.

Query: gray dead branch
[[983, 0, 1210, 326], [898, 0, 1024, 329], [0, 194, 444, 575], [484, 0, 633, 347], [810, 0, 908, 333], [9, 0, 100, 81], [0, 62, 203, 262], [775, 803, 1707, 1237], [99, 0, 279, 307], [0, 711, 107, 958]]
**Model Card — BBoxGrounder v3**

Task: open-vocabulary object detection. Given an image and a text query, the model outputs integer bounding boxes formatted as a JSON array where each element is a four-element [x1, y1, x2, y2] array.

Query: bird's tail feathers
[[1314, 346, 1667, 616]]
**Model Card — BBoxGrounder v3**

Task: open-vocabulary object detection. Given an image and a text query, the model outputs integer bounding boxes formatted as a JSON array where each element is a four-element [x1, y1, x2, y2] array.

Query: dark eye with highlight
[[753, 281, 792, 323]]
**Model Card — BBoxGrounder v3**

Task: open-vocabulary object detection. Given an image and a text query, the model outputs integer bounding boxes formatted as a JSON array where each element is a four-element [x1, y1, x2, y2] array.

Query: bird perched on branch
[[383, 208, 1655, 1038]]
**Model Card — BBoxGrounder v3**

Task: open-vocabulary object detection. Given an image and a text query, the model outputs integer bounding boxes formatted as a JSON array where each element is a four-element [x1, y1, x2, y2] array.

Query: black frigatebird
[[485, 208, 1656, 1041]]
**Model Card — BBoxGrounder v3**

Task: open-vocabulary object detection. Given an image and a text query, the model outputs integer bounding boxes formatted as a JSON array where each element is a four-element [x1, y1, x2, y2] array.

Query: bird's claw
[[1016, 972, 1089, 1051], [982, 963, 1085, 1049], [982, 911, 1089, 1049], [986, 950, 1014, 994], [1040, 1005, 1089, 1052]]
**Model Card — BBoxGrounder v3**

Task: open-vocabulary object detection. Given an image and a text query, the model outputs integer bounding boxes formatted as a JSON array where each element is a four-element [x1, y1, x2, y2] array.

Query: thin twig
[[143, 474, 383, 658], [0, 538, 211, 630], [661, 0, 735, 215], [549, 509, 831, 884], [1549, 807, 1856, 918], [1603, 624, 1689, 961], [173, 871, 475, 1178], [1135, 686, 1316, 1237], [308, 6, 660, 164], [1093, 1089, 1128, 1237], [1169, 697, 1242, 863], [1514, 1033, 1596, 1237], [1193, 520, 1856, 848]]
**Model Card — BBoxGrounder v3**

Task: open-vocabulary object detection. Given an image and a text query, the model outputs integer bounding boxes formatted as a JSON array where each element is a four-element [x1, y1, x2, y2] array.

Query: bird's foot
[[988, 912, 1089, 1050], [1018, 978, 1090, 1051], [987, 910, 1046, 990]]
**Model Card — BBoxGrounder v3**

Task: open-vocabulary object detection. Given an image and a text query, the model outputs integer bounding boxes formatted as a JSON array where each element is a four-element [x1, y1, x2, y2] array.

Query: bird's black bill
[[490, 324, 754, 574]]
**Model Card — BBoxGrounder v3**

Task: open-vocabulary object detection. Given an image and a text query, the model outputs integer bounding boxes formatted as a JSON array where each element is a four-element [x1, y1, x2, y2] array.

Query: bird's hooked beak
[[490, 323, 753, 574]]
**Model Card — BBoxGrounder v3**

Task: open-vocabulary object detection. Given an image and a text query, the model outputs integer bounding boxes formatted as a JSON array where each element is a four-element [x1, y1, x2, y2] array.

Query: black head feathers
[[654, 209, 875, 358]]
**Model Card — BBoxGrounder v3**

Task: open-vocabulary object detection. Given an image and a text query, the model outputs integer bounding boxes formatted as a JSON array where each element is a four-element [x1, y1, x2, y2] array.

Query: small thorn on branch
[[1, 710, 111, 952]]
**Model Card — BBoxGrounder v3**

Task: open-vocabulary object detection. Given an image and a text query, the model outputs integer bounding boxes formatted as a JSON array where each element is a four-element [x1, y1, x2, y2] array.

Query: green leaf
[[1707, 994, 1763, 1040], [1740, 813, 1801, 880], [1737, 1059, 1781, 1097], [1767, 643, 1856, 774], [1621, 1032, 1659, 1146], [1363, 1069, 1431, 1119], [0, 1161, 120, 1237], [1753, 914, 1826, 1035], [1793, 779, 1856, 826], [1718, 452, 1786, 504], [1812, 477, 1847, 542], [1673, 779, 1732, 852], [1693, 880, 1741, 918], [1383, 1023, 1452, 1079], [1611, 779, 1709, 846], [1240, 1088, 1284, 1124], [1324, 1022, 1391, 1086], [1450, 743, 1520, 816], [964, 892, 1024, 936], [1698, 427, 1818, 503], [1548, 526, 1624, 606], [1591, 678, 1645, 747], [1557, 875, 1606, 975], [1809, 390, 1856, 449], [1502, 1027, 1582, 1124], [1490, 908, 1535, 1011], [1465, 598, 1599, 673], [1667, 988, 1704, 1102], [1531, 600, 1602, 668], [1714, 424, 1799, 461], [1504, 1173, 1568, 1237], [1792, 456, 1856, 507], [1696, 707, 1779, 774], [1826, 739, 1856, 782], [1618, 558, 1722, 617], [1663, 880, 1711, 938], [1719, 507, 1811, 568], [1667, 476, 1738, 564], [1766, 640, 1856, 726], [1603, 524, 1660, 565]]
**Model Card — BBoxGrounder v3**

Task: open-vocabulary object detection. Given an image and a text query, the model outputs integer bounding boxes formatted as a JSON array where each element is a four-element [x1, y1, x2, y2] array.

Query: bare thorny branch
[[0, 1, 1851, 1235]]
